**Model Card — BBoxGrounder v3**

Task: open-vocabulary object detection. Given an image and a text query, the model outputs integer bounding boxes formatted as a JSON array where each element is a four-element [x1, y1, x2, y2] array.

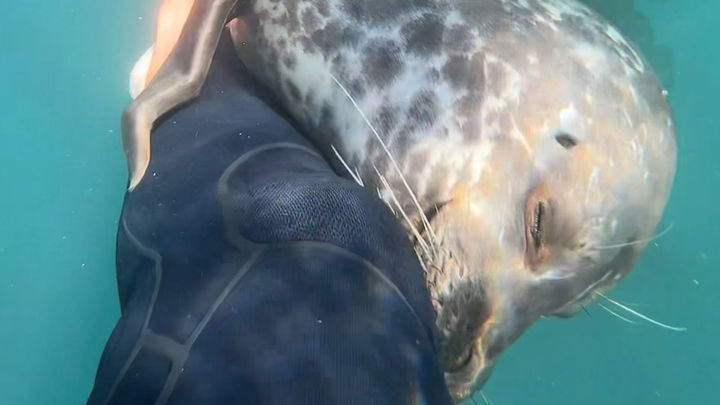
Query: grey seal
[[124, 0, 677, 401]]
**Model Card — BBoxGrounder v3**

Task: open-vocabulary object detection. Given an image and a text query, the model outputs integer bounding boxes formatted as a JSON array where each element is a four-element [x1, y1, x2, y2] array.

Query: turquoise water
[[0, 1, 716, 404]]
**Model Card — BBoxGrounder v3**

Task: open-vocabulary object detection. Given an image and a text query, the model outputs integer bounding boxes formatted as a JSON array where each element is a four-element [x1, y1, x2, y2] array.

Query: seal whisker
[[331, 144, 364, 187], [330, 74, 439, 258], [591, 223, 674, 250], [581, 305, 592, 317], [597, 303, 639, 325], [479, 391, 494, 405], [373, 165, 432, 258], [536, 271, 574, 281], [548, 270, 613, 315], [377, 187, 396, 215], [596, 292, 687, 332]]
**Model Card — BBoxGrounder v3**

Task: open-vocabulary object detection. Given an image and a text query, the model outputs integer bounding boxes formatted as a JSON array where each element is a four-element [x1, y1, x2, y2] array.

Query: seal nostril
[[555, 132, 578, 149], [450, 346, 474, 372]]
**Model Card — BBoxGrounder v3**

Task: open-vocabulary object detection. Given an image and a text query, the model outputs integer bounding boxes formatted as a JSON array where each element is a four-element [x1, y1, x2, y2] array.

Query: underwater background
[[0, 0, 716, 403]]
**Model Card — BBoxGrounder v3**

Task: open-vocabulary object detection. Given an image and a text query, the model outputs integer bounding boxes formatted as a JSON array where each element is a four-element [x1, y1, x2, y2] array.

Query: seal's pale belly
[[228, 0, 677, 400]]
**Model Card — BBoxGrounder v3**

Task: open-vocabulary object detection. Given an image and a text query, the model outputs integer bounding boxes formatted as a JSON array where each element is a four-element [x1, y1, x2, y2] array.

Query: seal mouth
[[430, 259, 494, 402], [448, 344, 475, 372], [444, 336, 495, 402]]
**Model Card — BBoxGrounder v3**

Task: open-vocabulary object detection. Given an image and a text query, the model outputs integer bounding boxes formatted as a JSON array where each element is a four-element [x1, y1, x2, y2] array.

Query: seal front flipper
[[122, 0, 238, 190]]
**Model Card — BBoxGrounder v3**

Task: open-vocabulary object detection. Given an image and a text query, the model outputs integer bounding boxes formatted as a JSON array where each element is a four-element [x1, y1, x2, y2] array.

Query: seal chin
[[444, 339, 496, 402]]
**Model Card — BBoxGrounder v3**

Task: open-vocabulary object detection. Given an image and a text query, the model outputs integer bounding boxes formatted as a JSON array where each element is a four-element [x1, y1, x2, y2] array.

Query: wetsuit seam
[[101, 217, 164, 405], [155, 249, 264, 405]]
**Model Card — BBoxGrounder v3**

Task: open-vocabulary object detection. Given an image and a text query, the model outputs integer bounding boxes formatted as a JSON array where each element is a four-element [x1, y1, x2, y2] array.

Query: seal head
[[218, 0, 678, 401], [414, 2, 677, 400]]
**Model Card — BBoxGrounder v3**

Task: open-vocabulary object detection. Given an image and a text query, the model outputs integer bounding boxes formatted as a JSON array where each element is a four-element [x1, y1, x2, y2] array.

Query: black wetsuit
[[86, 34, 453, 405]]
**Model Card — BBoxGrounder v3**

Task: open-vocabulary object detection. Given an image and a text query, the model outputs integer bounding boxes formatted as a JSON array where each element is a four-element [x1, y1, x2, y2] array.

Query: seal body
[[225, 0, 677, 401]]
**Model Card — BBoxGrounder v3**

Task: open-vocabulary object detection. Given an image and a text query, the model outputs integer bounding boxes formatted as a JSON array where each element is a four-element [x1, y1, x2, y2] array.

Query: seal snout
[[437, 277, 492, 371]]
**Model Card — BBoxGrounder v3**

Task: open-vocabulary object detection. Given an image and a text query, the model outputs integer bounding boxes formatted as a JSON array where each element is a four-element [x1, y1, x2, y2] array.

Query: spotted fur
[[225, 0, 676, 401], [232, 0, 666, 210]]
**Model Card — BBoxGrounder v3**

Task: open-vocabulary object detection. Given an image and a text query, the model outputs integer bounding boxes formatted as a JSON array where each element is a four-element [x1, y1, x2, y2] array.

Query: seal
[[125, 0, 677, 401]]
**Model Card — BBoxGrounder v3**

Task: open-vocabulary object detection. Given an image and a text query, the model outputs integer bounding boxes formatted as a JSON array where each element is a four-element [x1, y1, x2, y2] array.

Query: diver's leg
[[122, 0, 238, 190]]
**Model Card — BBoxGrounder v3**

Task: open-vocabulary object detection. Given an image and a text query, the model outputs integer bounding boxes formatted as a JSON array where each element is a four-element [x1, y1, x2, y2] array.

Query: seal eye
[[531, 201, 546, 249], [525, 195, 553, 267], [555, 132, 578, 149], [423, 201, 449, 224], [416, 200, 450, 236]]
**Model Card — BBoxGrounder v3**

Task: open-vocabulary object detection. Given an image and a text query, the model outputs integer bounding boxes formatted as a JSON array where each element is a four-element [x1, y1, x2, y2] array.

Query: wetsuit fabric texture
[[85, 33, 452, 405]]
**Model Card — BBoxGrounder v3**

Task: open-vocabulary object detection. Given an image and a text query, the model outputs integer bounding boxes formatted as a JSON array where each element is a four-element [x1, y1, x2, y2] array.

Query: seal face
[[224, 0, 677, 401]]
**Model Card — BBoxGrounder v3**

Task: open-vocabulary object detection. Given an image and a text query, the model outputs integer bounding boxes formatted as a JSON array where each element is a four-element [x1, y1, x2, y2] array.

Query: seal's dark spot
[[304, 90, 316, 107], [311, 20, 343, 57], [282, 53, 296, 70], [459, 113, 482, 141], [442, 52, 485, 90], [408, 90, 439, 129], [257, 10, 271, 22], [342, 27, 362, 48], [342, 0, 431, 25], [317, 103, 336, 145], [427, 68, 441, 82], [285, 2, 301, 32], [441, 52, 485, 124], [331, 55, 348, 78], [349, 79, 366, 99], [320, 103, 334, 125], [266, 49, 281, 75], [442, 56, 470, 89], [362, 39, 404, 87], [286, 80, 302, 101], [565, 15, 598, 44], [458, 94, 483, 121], [331, 55, 361, 98], [555, 132, 578, 149], [443, 23, 475, 54], [375, 105, 399, 134], [301, 7, 321, 32], [392, 126, 413, 156], [300, 36, 316, 53], [314, 0, 330, 17], [401, 13, 446, 55], [272, 11, 288, 27]]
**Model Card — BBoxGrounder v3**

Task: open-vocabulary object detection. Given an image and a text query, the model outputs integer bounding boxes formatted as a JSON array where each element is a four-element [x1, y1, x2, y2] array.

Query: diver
[[85, 1, 454, 404]]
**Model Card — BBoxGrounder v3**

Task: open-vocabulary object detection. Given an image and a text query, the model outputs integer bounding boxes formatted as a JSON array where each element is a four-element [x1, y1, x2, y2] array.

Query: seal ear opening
[[555, 132, 578, 149]]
